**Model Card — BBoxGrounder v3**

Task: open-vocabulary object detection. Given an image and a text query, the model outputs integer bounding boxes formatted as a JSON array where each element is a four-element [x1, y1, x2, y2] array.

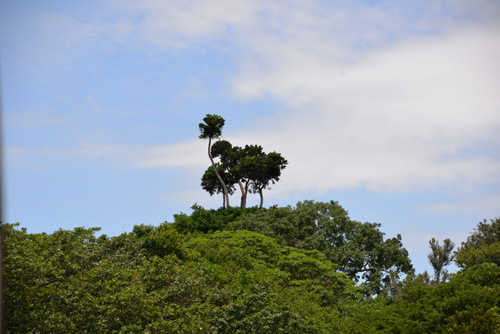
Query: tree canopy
[[228, 200, 413, 296], [3, 209, 499, 332], [427, 238, 455, 284], [199, 114, 230, 208], [2, 221, 357, 333], [199, 116, 287, 209], [455, 217, 500, 268]]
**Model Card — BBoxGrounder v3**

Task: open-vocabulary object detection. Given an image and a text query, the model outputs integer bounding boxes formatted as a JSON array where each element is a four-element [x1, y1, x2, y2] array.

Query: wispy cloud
[[6, 140, 207, 171], [102, 0, 259, 50], [5, 110, 72, 128], [419, 194, 500, 216]]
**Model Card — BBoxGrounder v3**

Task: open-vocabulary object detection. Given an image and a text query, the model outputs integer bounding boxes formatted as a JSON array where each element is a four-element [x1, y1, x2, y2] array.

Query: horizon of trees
[[2, 201, 499, 333]]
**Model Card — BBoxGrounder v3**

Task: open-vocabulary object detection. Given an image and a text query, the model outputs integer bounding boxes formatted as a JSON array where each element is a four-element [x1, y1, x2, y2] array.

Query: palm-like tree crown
[[199, 114, 225, 140]]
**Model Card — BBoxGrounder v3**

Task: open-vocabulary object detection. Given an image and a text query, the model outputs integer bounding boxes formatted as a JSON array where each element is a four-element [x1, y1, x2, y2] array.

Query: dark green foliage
[[199, 114, 230, 208], [187, 230, 354, 296], [202, 144, 288, 209], [229, 200, 413, 296], [188, 230, 358, 333], [4, 212, 499, 333], [211, 139, 233, 158], [2, 223, 148, 333], [250, 152, 288, 208], [201, 163, 237, 198], [141, 223, 191, 259], [198, 114, 225, 141], [2, 222, 356, 333], [172, 204, 261, 234], [210, 288, 310, 334], [341, 263, 500, 333], [455, 217, 500, 268], [401, 263, 500, 333], [200, 127, 287, 209]]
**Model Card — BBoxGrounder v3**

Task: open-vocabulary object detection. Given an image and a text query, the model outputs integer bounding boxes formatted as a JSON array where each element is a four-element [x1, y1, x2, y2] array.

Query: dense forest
[[2, 201, 499, 333]]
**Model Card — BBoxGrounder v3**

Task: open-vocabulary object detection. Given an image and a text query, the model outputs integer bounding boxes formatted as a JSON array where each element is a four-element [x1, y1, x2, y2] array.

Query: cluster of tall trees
[[3, 204, 498, 332], [199, 114, 287, 209]]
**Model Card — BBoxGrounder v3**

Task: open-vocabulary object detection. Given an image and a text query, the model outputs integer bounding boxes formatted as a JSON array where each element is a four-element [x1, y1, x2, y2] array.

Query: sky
[[1, 0, 499, 275]]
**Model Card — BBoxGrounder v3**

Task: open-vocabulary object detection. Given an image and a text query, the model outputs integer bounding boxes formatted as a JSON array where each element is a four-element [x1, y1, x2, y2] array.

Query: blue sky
[[2, 0, 499, 275]]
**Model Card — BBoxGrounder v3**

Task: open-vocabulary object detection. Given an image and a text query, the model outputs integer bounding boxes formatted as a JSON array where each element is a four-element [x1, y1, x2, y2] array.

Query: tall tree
[[199, 114, 230, 208], [201, 140, 244, 207], [200, 164, 236, 208], [234, 145, 258, 208], [428, 238, 455, 284], [211, 140, 246, 207], [249, 151, 288, 208], [202, 142, 287, 209], [226, 144, 264, 209], [211, 142, 264, 209], [229, 200, 413, 296], [455, 217, 500, 268]]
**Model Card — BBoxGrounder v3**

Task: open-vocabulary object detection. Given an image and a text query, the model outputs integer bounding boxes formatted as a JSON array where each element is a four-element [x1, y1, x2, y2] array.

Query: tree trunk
[[244, 183, 249, 207], [208, 137, 229, 208], [238, 180, 248, 208], [259, 188, 264, 209]]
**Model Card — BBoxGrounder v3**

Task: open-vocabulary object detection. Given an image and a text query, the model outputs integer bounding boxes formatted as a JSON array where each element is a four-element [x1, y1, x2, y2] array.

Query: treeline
[[2, 201, 499, 333]]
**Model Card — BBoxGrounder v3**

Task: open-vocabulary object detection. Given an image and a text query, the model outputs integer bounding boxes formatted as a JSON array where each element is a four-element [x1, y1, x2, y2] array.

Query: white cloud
[[228, 21, 500, 193], [132, 140, 207, 169]]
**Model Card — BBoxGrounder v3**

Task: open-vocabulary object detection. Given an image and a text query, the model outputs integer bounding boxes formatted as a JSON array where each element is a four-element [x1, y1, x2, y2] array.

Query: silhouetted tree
[[199, 114, 230, 208]]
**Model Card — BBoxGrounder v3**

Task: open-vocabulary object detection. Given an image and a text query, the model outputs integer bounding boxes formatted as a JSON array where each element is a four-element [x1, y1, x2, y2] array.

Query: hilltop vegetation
[[2, 201, 499, 333], [199, 114, 287, 209]]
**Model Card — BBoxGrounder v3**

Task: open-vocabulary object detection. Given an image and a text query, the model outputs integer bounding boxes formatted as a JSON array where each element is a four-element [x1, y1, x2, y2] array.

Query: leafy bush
[[173, 204, 259, 234]]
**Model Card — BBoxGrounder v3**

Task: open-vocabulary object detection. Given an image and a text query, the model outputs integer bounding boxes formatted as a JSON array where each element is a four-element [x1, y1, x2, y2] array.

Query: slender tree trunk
[[208, 137, 230, 208], [238, 180, 248, 208], [258, 188, 264, 209], [244, 183, 249, 207]]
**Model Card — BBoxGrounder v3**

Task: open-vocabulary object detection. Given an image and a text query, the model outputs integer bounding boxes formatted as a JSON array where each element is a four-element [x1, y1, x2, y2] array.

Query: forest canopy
[[2, 203, 499, 333]]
